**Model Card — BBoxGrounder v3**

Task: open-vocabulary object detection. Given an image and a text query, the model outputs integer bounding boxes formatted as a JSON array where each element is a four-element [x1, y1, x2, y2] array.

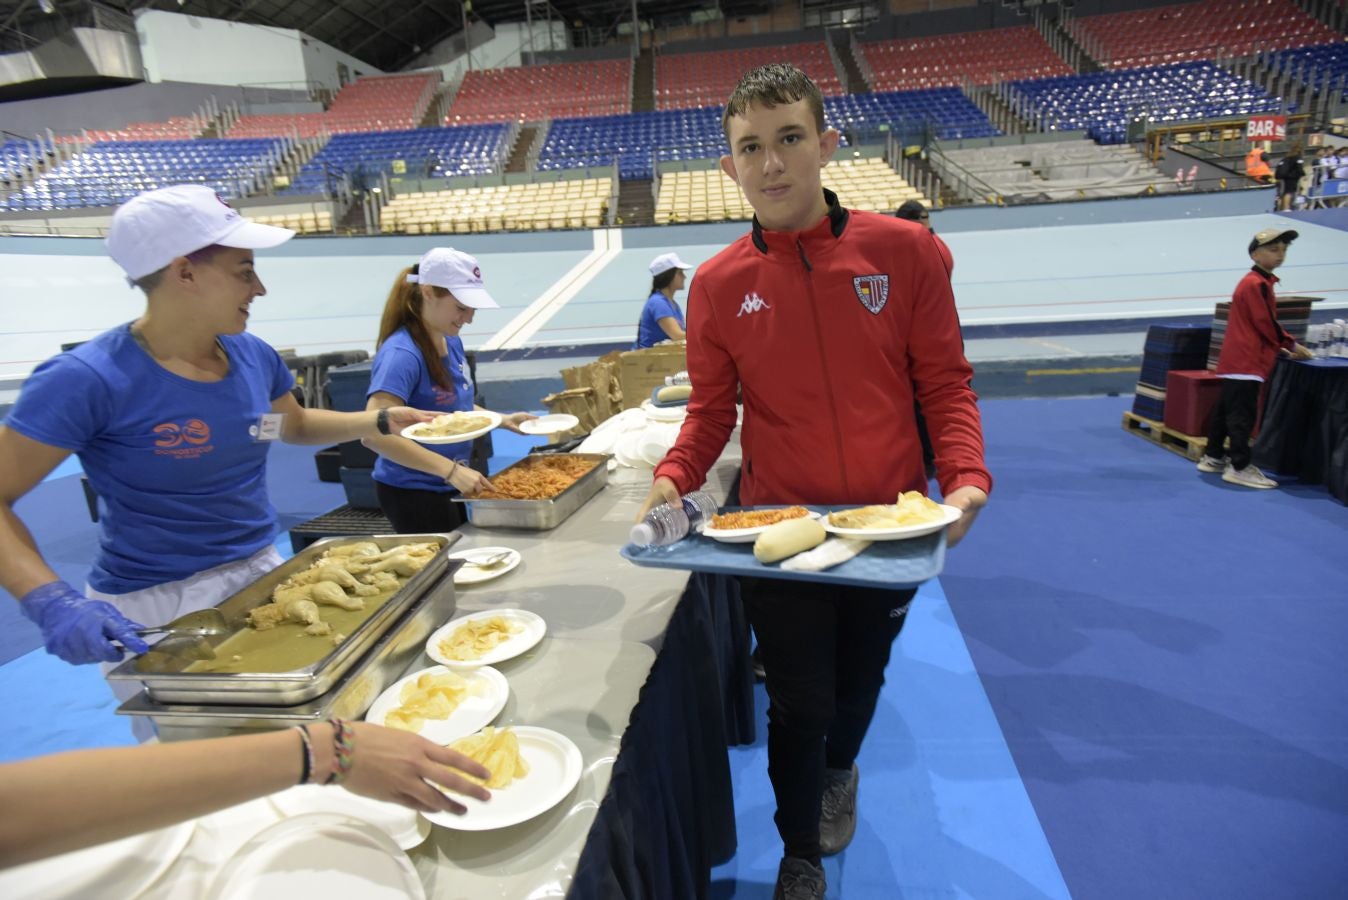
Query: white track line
[[482, 228, 624, 351]]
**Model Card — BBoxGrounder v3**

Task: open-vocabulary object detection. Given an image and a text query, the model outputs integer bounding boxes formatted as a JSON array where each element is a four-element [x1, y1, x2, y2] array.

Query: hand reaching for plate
[[342, 721, 492, 815], [500, 412, 538, 434]]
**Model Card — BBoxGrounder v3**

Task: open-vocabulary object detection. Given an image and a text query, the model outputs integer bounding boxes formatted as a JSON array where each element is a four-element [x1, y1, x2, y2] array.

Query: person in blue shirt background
[[0, 185, 437, 717], [633, 252, 693, 349], [363, 247, 535, 533]]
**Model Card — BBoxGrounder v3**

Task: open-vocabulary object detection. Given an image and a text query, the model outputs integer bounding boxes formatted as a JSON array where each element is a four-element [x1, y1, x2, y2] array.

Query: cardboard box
[[561, 351, 622, 424], [1164, 369, 1221, 436], [616, 343, 687, 410]]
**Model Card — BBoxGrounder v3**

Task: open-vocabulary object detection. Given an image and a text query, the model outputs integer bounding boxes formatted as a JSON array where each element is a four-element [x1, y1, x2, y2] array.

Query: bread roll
[[655, 384, 692, 403], [753, 517, 826, 564]]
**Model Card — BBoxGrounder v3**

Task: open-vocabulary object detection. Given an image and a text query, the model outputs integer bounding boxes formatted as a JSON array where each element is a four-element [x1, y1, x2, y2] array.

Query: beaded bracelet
[[294, 725, 314, 785], [325, 717, 356, 785]]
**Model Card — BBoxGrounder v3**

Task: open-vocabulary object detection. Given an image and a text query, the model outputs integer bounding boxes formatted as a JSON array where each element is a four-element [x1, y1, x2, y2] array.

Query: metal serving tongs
[[127, 608, 231, 662]]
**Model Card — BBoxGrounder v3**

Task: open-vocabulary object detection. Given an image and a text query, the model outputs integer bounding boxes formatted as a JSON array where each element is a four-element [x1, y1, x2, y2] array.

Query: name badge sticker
[[249, 413, 285, 442]]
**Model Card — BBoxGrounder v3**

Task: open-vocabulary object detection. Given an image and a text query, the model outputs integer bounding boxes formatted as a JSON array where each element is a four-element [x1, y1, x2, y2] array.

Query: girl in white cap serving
[[634, 252, 693, 349], [0, 185, 438, 697], [363, 247, 535, 533]]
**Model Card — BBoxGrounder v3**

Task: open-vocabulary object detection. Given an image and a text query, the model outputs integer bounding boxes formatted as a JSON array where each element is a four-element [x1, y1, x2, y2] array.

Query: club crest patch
[[852, 275, 889, 314]]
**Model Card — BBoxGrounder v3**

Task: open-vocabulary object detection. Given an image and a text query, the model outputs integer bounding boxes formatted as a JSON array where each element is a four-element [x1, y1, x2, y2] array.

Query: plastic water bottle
[[629, 490, 718, 547]]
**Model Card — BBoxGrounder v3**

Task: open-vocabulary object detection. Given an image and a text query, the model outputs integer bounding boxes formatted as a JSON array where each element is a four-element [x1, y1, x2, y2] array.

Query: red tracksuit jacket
[[1215, 266, 1296, 379], [654, 192, 991, 506]]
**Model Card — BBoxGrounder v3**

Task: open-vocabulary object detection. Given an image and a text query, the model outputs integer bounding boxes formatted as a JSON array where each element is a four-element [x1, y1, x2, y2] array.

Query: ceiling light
[[39, 0, 56, 14]]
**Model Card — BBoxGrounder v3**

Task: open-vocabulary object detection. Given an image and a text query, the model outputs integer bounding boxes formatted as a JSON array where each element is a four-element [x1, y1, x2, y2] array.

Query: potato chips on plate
[[365, 664, 507, 745], [426, 609, 546, 668]]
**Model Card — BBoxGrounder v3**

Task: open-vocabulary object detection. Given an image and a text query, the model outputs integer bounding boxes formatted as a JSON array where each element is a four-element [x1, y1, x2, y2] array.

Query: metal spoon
[[135, 607, 230, 638], [461, 550, 513, 569]]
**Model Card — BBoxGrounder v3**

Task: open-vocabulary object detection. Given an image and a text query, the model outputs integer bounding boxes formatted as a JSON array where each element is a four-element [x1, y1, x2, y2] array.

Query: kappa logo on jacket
[[737, 291, 771, 317], [853, 275, 889, 314]]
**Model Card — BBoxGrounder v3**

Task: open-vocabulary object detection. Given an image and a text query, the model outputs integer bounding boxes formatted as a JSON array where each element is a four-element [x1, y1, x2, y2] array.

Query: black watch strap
[[376, 408, 391, 435]]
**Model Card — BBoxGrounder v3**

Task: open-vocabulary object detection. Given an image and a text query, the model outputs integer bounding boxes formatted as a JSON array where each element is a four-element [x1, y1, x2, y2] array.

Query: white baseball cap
[[649, 252, 693, 277], [405, 247, 499, 309], [106, 184, 294, 282]]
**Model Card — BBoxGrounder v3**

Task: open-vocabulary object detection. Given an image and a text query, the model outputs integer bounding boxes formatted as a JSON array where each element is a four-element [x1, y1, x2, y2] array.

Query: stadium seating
[[1070, 0, 1337, 71], [229, 72, 439, 139], [1265, 41, 1348, 102], [446, 60, 631, 124], [284, 125, 510, 195], [81, 116, 206, 142], [1006, 61, 1282, 144], [858, 26, 1073, 92], [538, 108, 727, 181], [655, 43, 843, 110], [654, 157, 926, 224], [380, 177, 612, 233], [247, 209, 334, 234], [825, 89, 1000, 141], [1, 139, 46, 183], [3, 138, 285, 211]]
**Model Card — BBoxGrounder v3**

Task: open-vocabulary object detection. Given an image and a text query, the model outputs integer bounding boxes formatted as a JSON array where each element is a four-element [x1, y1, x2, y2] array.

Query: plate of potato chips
[[426, 609, 546, 669], [423, 726, 584, 831], [365, 664, 508, 745], [822, 492, 962, 541]]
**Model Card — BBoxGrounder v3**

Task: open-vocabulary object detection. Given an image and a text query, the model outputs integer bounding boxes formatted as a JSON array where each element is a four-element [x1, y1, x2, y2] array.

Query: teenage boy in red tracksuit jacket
[[637, 64, 991, 900], [1198, 228, 1313, 489]]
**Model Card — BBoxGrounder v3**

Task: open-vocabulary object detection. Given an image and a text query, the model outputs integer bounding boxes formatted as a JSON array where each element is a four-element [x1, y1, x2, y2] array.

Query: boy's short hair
[[722, 63, 826, 140]]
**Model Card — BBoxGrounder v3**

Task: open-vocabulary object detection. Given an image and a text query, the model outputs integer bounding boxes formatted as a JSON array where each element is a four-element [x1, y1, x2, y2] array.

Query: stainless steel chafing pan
[[452, 453, 609, 530], [107, 533, 460, 706]]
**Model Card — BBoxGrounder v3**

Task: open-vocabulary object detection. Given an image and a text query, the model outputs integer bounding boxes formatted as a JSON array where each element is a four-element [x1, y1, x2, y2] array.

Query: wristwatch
[[376, 408, 391, 435]]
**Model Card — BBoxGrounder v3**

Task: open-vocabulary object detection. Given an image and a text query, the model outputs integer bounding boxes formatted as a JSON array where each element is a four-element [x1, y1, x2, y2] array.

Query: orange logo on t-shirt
[[152, 419, 214, 458]]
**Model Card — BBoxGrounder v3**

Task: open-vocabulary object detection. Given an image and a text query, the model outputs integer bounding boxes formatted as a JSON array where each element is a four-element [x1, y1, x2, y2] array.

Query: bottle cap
[[629, 523, 656, 547]]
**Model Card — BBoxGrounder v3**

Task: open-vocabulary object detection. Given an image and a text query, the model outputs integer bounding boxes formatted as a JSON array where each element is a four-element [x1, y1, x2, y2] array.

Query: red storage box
[[1165, 370, 1221, 436]]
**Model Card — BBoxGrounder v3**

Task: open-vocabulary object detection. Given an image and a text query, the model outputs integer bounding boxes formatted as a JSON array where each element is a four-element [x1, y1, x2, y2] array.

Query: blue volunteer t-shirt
[[634, 291, 685, 349], [6, 324, 295, 594], [368, 328, 475, 492]]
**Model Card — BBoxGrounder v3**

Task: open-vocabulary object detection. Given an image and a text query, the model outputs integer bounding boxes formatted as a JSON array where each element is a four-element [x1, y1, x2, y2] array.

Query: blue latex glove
[[18, 581, 149, 665]]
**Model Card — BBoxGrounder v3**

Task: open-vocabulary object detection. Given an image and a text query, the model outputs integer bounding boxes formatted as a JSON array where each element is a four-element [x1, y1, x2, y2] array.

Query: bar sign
[[1247, 115, 1286, 141]]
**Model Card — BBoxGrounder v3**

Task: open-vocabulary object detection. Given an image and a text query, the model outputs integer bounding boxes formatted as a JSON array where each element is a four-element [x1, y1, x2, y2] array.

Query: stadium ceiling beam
[[326, 1, 419, 58], [345, 2, 425, 55], [1, 0, 38, 36]]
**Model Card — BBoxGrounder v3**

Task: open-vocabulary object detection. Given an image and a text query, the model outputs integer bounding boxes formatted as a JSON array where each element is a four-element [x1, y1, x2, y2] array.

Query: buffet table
[[1254, 357, 1348, 504], [109, 456, 755, 899]]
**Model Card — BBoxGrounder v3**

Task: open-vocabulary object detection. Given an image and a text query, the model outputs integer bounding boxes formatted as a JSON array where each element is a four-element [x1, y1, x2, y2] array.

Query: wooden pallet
[[1121, 411, 1209, 461]]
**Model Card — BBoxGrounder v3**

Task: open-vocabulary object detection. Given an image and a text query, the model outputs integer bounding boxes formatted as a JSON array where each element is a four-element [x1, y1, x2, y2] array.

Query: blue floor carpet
[[940, 395, 1348, 900], [711, 580, 1069, 899]]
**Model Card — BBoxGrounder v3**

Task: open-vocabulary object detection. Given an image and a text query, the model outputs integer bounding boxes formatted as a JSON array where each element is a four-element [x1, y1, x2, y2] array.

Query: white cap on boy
[[649, 252, 693, 277], [106, 184, 294, 282], [405, 247, 499, 309]]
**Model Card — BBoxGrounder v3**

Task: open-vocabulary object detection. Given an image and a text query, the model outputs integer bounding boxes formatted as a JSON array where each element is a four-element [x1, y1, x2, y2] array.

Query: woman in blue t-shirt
[[633, 252, 693, 349], [0, 186, 438, 683], [363, 247, 535, 533]]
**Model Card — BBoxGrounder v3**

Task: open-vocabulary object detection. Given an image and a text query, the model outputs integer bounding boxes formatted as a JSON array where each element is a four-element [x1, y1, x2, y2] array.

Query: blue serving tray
[[621, 507, 946, 589]]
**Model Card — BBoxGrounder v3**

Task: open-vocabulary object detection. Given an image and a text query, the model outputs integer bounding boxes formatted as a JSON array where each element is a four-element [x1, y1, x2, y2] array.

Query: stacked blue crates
[[1132, 324, 1212, 422]]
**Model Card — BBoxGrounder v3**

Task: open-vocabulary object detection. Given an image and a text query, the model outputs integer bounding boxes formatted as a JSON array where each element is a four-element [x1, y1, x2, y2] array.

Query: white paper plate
[[448, 545, 522, 586], [640, 399, 687, 423], [518, 414, 579, 435], [701, 509, 822, 544], [401, 410, 501, 445], [267, 784, 429, 851], [422, 726, 583, 832], [425, 609, 546, 669], [0, 819, 194, 900], [821, 504, 963, 540], [208, 813, 423, 900], [365, 664, 509, 745]]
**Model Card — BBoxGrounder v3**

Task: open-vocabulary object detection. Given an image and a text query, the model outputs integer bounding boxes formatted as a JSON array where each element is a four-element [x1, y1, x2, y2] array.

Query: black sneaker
[[819, 764, 859, 856], [772, 856, 826, 900], [751, 646, 766, 683]]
